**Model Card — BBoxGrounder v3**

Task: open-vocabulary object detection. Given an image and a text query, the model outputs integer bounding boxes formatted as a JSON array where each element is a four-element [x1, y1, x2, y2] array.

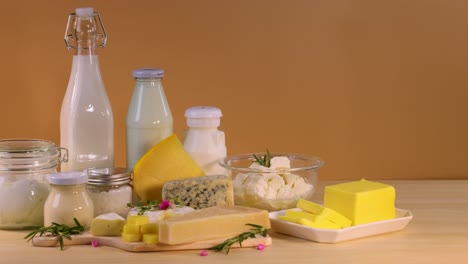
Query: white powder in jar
[[0, 177, 49, 228], [87, 185, 132, 218]]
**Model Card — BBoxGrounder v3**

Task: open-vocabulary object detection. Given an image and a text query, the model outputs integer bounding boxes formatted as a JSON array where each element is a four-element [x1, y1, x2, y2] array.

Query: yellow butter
[[296, 199, 324, 214], [121, 233, 142, 242], [319, 207, 352, 228], [296, 199, 351, 228], [122, 224, 140, 234], [280, 209, 346, 230], [133, 134, 205, 201], [285, 209, 319, 222], [300, 218, 341, 230], [324, 179, 396, 225], [127, 215, 149, 225], [158, 205, 271, 245], [143, 234, 159, 245], [89, 213, 126, 236], [141, 223, 158, 234], [277, 215, 302, 224]]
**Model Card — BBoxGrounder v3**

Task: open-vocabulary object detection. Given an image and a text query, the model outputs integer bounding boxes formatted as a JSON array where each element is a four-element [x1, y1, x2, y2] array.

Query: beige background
[[1, 0, 467, 180]]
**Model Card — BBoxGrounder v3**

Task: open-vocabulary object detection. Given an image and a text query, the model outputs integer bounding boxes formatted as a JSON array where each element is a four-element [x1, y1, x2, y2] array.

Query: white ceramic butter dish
[[269, 208, 413, 243]]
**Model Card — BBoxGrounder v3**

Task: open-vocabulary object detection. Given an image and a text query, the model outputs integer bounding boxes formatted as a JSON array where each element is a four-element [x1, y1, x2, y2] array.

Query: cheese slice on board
[[158, 205, 271, 245]]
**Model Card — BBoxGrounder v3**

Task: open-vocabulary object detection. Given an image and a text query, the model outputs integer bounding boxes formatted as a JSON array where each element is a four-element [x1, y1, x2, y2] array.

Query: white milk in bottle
[[126, 68, 173, 171], [60, 7, 114, 171]]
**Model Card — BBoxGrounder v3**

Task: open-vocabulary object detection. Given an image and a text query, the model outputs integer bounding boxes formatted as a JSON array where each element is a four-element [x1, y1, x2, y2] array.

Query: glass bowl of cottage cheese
[[219, 152, 324, 211]]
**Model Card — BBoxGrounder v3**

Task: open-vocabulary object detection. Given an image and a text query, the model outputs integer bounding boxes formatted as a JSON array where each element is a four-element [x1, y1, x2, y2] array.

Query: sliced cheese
[[121, 215, 159, 243], [300, 218, 341, 230], [143, 234, 159, 245], [127, 215, 149, 225], [162, 175, 234, 209], [296, 198, 324, 214], [90, 213, 126, 236], [133, 134, 205, 201], [123, 224, 140, 234], [279, 209, 344, 230], [296, 199, 351, 228], [324, 179, 396, 225], [141, 223, 158, 234], [122, 233, 141, 242], [158, 205, 271, 245]]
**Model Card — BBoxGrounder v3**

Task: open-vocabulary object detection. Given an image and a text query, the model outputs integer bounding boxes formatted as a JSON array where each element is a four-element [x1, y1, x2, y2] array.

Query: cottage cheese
[[233, 156, 314, 211]]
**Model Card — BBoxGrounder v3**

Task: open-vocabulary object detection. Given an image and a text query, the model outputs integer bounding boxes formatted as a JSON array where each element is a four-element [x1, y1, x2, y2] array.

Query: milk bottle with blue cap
[[183, 106, 227, 175], [126, 68, 173, 171]]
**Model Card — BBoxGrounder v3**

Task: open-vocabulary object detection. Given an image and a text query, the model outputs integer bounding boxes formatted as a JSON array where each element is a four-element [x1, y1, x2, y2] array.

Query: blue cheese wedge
[[162, 175, 234, 209]]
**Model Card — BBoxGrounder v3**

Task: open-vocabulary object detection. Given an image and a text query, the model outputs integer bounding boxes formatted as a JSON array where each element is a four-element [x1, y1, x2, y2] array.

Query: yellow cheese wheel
[[133, 134, 205, 201]]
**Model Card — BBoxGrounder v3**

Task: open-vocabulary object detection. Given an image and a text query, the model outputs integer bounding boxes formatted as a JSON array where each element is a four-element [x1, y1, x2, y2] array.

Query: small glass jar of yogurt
[[44, 171, 94, 227], [86, 167, 132, 218]]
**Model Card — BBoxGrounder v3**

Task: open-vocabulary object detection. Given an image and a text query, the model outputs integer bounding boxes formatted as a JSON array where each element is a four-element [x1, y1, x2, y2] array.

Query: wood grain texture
[[31, 232, 272, 252], [1, 180, 467, 263], [1, 1, 468, 180]]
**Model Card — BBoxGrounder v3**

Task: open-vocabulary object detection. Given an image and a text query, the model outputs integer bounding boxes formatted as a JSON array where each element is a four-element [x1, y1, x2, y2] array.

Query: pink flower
[[91, 240, 99, 247], [257, 243, 265, 251], [159, 200, 171, 210], [200, 249, 208, 256]]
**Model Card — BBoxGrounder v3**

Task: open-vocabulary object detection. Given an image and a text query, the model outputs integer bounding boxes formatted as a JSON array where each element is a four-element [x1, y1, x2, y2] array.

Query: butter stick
[[324, 179, 396, 225], [158, 205, 271, 245]]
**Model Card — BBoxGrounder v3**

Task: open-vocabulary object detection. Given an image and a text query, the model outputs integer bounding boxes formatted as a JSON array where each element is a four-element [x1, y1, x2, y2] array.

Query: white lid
[[47, 171, 88, 185], [185, 106, 222, 127], [75, 7, 94, 17]]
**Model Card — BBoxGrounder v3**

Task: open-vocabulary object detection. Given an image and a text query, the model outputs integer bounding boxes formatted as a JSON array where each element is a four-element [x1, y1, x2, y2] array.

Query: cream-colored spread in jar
[[44, 172, 94, 227]]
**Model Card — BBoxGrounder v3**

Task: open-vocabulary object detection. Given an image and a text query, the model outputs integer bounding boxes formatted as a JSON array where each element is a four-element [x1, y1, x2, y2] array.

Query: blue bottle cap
[[132, 68, 164, 78]]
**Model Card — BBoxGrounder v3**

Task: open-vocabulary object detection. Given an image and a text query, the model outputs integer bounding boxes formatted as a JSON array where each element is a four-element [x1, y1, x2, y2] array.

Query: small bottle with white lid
[[44, 171, 94, 228], [183, 106, 227, 175]]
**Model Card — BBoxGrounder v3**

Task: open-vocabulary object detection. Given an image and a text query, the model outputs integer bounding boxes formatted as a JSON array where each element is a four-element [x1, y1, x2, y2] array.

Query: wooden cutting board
[[32, 232, 272, 252]]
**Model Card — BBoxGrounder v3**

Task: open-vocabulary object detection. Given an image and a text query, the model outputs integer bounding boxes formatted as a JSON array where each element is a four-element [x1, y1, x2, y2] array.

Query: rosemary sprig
[[208, 223, 268, 254], [126, 199, 160, 215], [253, 149, 272, 168], [24, 218, 85, 250]]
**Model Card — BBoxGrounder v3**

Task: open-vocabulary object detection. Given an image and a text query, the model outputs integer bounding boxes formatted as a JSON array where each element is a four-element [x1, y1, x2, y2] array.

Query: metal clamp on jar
[[0, 139, 68, 229], [86, 167, 132, 218]]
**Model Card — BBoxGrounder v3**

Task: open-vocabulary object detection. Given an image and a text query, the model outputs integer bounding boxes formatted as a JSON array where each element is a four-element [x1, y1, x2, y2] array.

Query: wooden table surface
[[1, 180, 467, 264]]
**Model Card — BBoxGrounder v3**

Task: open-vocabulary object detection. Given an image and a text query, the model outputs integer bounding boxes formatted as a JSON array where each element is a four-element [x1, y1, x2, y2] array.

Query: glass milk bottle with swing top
[[60, 7, 114, 171]]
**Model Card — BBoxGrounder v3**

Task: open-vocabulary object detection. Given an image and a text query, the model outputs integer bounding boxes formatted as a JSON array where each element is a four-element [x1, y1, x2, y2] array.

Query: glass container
[[0, 139, 68, 229], [44, 171, 94, 227], [86, 167, 132, 218], [219, 153, 324, 211]]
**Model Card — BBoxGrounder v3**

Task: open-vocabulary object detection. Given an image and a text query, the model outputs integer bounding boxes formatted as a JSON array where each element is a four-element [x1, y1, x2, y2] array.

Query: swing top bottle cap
[[132, 68, 165, 78], [75, 7, 94, 17]]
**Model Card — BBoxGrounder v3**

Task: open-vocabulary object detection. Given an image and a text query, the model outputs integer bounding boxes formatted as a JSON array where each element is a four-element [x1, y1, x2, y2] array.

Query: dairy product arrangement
[[10, 6, 413, 255]]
